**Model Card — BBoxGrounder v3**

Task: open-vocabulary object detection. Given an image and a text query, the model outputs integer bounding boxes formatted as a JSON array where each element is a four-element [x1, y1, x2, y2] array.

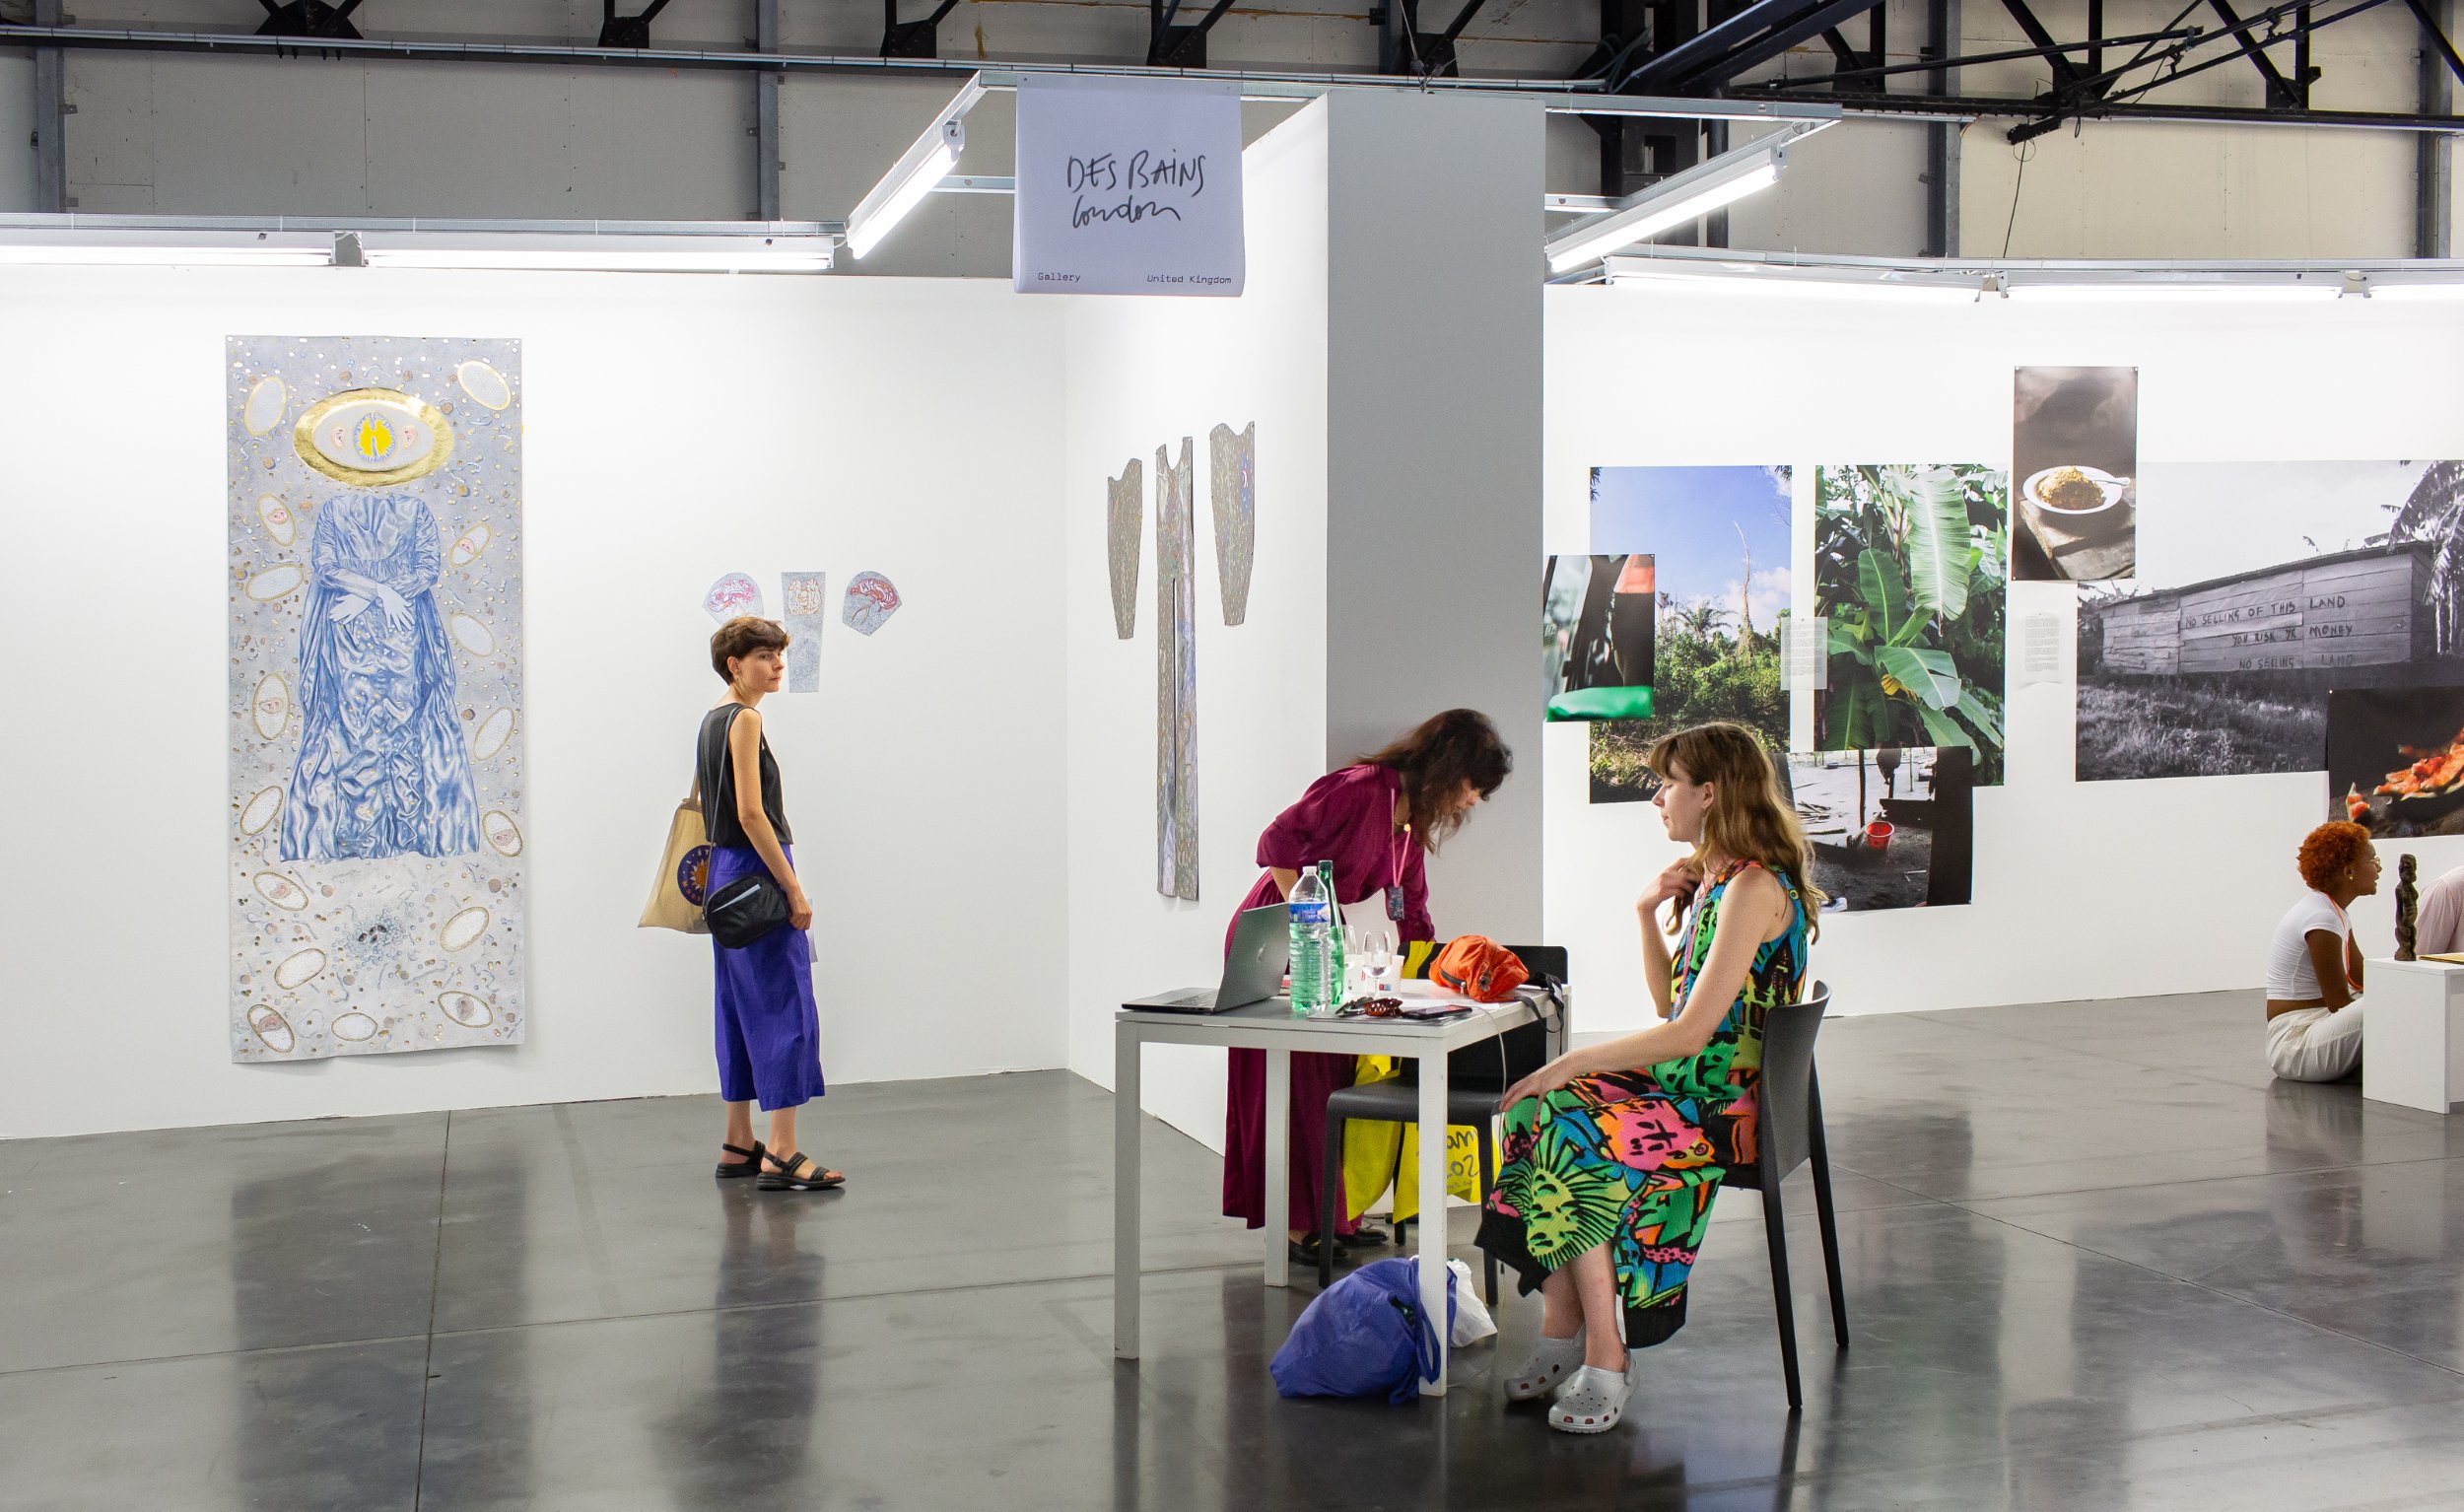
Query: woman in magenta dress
[[1223, 709, 1514, 1260]]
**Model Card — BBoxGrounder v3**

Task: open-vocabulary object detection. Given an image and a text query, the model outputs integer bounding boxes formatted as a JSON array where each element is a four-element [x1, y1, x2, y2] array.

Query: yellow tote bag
[[1342, 1056, 1483, 1224]]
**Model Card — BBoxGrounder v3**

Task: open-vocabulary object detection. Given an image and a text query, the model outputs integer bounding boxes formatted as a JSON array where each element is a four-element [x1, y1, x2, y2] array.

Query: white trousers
[[2267, 1001, 2365, 1082]]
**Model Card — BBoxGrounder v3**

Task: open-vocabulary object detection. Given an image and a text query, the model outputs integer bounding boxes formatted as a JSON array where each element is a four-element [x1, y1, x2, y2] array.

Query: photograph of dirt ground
[[1784, 746, 1974, 911], [2077, 460, 2464, 782]]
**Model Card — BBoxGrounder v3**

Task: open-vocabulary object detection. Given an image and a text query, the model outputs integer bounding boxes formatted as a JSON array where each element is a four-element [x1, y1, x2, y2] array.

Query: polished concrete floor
[[9, 991, 2464, 1510]]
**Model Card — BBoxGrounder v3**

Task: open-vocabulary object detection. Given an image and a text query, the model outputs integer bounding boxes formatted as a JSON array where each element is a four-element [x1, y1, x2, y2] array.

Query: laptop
[[1123, 905, 1291, 1013]]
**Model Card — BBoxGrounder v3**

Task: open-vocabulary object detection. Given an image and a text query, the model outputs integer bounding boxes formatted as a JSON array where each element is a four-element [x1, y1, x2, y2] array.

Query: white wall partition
[[1543, 281, 2464, 1035], [0, 267, 1068, 1139], [1060, 102, 1333, 1152]]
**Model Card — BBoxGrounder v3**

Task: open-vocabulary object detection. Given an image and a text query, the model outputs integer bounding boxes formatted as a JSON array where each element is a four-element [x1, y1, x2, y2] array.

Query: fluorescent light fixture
[[2356, 281, 2464, 301], [357, 234, 833, 273], [2002, 279, 2341, 303], [1603, 262, 1989, 303], [1545, 122, 1826, 274], [845, 76, 987, 260], [1548, 158, 1777, 272], [0, 216, 839, 273], [0, 234, 331, 267]]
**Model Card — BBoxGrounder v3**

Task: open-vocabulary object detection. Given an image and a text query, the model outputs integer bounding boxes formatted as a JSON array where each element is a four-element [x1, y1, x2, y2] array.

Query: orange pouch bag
[[1429, 936, 1529, 1003]]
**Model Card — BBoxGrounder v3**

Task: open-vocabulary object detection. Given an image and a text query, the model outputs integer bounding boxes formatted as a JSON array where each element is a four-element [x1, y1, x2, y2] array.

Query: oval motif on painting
[[472, 708, 515, 760], [449, 520, 493, 568], [258, 495, 297, 547], [448, 614, 495, 656], [240, 787, 283, 836], [253, 870, 309, 911], [243, 377, 288, 437], [247, 1005, 296, 1054], [481, 810, 522, 858], [272, 947, 327, 991], [252, 673, 290, 740], [246, 564, 305, 601], [439, 991, 494, 1028], [294, 388, 455, 485], [331, 1011, 378, 1042], [456, 361, 513, 411], [440, 906, 490, 952]]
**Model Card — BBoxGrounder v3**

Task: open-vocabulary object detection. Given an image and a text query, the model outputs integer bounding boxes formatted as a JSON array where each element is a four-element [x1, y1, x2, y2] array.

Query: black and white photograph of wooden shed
[[2076, 460, 2464, 782]]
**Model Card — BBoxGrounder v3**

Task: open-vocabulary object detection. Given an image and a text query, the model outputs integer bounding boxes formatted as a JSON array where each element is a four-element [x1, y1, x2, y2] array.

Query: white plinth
[[2363, 958, 2464, 1114]]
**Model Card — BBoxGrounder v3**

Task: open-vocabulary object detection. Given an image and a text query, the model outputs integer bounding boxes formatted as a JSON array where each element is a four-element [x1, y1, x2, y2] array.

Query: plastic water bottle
[[1288, 864, 1334, 1016]]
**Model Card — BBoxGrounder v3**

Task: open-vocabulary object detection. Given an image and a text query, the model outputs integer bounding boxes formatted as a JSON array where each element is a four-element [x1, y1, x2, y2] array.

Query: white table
[[2364, 958, 2464, 1113], [1113, 987, 1567, 1396]]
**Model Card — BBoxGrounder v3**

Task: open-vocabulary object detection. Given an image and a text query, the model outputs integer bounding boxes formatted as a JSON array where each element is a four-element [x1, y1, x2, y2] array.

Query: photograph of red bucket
[[1782, 746, 1973, 911]]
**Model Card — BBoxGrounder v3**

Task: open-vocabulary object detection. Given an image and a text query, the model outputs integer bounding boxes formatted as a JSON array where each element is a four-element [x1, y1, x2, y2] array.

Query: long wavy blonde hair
[[1646, 722, 1824, 939]]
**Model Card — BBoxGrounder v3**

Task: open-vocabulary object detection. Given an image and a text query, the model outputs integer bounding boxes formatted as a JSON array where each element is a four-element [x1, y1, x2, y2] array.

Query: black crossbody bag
[[700, 710, 792, 949]]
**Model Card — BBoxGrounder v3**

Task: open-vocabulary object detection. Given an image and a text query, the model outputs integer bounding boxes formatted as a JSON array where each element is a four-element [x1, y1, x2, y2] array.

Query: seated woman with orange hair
[[2264, 821, 2380, 1082]]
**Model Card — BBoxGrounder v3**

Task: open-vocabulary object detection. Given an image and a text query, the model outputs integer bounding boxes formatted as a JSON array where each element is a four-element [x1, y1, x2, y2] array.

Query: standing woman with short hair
[[701, 616, 844, 1192], [1221, 709, 1514, 1263]]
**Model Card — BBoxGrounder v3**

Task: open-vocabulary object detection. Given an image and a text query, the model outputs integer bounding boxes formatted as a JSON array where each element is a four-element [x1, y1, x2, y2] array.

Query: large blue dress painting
[[280, 492, 482, 861], [227, 338, 526, 1064]]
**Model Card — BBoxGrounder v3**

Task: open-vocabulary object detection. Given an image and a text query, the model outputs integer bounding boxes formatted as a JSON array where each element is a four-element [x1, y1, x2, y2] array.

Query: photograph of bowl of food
[[2020, 464, 2130, 522]]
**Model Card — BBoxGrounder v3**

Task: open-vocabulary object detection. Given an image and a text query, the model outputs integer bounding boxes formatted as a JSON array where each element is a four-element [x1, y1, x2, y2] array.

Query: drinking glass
[[1364, 928, 1396, 992]]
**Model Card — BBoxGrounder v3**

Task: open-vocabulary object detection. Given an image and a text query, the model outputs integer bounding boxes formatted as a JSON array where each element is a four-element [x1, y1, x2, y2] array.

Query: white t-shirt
[[2267, 890, 2351, 1000]]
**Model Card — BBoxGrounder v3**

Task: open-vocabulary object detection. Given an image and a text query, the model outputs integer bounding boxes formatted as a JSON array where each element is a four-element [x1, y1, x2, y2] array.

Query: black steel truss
[[1375, 0, 1492, 76], [256, 0, 360, 41], [879, 0, 957, 60], [1702, 0, 2459, 143], [597, 0, 672, 49], [1148, 0, 1238, 68]]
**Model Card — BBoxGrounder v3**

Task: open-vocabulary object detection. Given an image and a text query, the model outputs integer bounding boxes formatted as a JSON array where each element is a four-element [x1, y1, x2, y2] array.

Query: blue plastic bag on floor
[[1270, 1257, 1455, 1404]]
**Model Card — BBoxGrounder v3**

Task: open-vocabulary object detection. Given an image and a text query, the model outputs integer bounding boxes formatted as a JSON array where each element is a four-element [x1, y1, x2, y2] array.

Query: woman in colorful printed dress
[[1477, 722, 1816, 1434]]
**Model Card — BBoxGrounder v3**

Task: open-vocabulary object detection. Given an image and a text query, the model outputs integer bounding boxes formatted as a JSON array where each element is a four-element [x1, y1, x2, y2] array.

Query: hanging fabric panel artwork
[[1108, 458, 1143, 640], [1209, 422, 1256, 627], [1155, 437, 1200, 901], [781, 572, 828, 692], [704, 572, 764, 622], [227, 336, 526, 1063], [842, 572, 902, 635]]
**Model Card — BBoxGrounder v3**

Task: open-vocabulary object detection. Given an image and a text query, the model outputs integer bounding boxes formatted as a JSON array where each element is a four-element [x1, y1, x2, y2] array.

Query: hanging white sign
[[1012, 75, 1245, 297]]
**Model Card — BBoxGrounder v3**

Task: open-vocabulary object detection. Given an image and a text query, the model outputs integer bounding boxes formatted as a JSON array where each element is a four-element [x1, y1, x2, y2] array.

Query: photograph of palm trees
[[1814, 464, 2010, 786], [2077, 460, 2464, 783], [1586, 466, 1792, 803]]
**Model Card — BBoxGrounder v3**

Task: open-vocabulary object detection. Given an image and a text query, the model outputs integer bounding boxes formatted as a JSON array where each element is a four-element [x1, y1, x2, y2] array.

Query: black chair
[[1316, 944, 1568, 1302], [1721, 981, 1848, 1409]]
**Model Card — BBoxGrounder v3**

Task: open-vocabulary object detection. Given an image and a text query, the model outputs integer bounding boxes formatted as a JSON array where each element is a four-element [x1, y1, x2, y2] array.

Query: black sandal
[[715, 1140, 766, 1180], [759, 1150, 847, 1192], [1286, 1231, 1357, 1266]]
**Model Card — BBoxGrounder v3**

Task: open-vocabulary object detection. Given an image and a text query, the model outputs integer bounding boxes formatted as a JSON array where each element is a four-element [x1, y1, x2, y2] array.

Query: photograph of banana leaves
[[2077, 461, 2464, 783], [2327, 685, 2464, 838], [1814, 464, 2010, 786], [1587, 465, 1794, 802], [2014, 367, 2138, 584], [1544, 554, 1656, 722], [1785, 745, 1974, 911]]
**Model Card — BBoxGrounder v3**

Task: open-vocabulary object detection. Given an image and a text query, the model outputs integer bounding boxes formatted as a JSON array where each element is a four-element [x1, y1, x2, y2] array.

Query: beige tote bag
[[640, 796, 714, 934]]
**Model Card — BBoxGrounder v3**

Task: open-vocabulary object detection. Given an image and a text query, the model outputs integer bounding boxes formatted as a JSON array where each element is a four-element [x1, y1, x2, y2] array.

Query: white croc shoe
[[1546, 1352, 1643, 1434], [1502, 1327, 1586, 1403]]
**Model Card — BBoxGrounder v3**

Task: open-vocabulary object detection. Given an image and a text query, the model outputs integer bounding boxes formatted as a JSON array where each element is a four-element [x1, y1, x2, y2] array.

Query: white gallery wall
[[0, 267, 1068, 1139], [1061, 102, 1334, 1154], [1543, 280, 2464, 1036]]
